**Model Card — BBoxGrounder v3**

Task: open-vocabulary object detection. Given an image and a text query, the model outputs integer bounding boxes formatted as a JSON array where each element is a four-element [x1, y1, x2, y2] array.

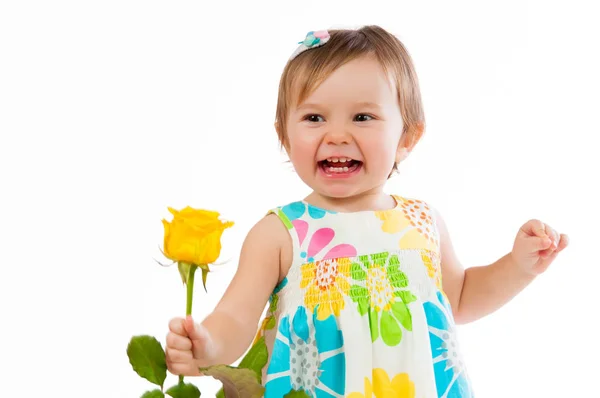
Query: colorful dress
[[257, 195, 474, 398]]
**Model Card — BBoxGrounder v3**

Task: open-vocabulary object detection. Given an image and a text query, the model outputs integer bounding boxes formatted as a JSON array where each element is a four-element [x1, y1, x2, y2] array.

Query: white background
[[1, 1, 597, 397]]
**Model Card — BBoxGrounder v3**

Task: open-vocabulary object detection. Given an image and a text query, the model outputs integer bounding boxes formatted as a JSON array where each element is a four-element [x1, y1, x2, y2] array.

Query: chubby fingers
[[546, 224, 559, 248], [529, 219, 547, 238], [525, 220, 568, 258], [165, 349, 201, 376], [166, 329, 192, 351], [165, 346, 194, 363], [537, 223, 555, 257], [165, 327, 199, 376], [169, 317, 187, 336], [556, 233, 569, 252], [183, 316, 210, 343], [520, 219, 552, 251], [541, 223, 570, 258]]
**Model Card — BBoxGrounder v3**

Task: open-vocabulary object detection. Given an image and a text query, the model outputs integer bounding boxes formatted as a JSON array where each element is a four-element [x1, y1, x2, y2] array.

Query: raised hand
[[511, 219, 569, 275]]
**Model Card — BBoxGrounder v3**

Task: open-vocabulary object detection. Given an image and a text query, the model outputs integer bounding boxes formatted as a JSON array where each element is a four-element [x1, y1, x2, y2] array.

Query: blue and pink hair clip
[[289, 30, 331, 61]]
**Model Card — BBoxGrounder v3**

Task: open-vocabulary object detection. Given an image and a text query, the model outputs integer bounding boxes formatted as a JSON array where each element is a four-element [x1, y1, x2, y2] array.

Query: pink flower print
[[292, 219, 308, 246], [299, 227, 357, 263]]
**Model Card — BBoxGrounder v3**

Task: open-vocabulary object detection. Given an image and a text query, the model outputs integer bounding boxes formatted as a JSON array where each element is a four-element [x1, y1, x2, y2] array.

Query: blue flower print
[[265, 306, 346, 398], [423, 292, 474, 398], [281, 201, 336, 221], [273, 277, 288, 294]]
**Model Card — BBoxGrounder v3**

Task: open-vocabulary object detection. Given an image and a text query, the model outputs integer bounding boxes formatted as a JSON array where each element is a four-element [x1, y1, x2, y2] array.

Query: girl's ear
[[396, 123, 425, 163]]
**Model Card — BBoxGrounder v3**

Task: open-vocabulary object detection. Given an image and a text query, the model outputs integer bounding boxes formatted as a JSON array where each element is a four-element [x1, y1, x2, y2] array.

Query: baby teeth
[[327, 166, 350, 173], [326, 157, 350, 163]]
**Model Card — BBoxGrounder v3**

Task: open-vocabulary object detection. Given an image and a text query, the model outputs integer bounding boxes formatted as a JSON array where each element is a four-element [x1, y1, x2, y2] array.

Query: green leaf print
[[394, 290, 417, 305], [264, 316, 276, 330], [357, 254, 370, 262], [370, 252, 388, 267], [269, 294, 279, 312], [349, 284, 369, 315], [349, 250, 418, 347], [380, 310, 402, 346], [391, 300, 413, 331], [387, 265, 409, 289], [351, 261, 366, 280]]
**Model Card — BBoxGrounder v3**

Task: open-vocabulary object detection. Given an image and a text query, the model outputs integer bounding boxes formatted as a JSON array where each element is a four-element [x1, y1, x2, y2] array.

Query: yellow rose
[[162, 206, 234, 266]]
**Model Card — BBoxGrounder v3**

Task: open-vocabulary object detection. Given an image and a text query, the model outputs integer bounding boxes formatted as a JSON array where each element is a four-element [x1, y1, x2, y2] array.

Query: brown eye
[[305, 114, 324, 123], [355, 114, 373, 122]]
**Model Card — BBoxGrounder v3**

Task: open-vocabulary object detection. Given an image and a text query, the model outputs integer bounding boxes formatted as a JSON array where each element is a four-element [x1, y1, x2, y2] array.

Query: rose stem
[[179, 264, 198, 386]]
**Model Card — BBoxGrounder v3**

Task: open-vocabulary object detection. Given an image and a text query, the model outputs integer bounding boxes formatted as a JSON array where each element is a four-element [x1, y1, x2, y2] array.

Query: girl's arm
[[435, 209, 568, 325], [198, 213, 290, 365]]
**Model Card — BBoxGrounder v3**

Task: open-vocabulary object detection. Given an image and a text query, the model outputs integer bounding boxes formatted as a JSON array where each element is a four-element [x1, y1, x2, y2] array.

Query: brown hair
[[274, 25, 425, 175]]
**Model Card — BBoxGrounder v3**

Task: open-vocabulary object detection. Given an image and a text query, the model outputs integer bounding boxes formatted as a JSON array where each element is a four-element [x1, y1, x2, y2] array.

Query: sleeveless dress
[[256, 195, 475, 398]]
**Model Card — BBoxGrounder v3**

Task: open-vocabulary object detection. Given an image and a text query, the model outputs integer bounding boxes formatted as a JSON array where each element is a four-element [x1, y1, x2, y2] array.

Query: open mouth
[[318, 157, 363, 174]]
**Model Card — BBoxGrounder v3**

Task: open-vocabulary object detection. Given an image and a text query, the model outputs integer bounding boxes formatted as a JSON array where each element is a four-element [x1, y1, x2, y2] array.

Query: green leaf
[[201, 267, 208, 293], [201, 365, 265, 398], [283, 389, 311, 397], [238, 337, 269, 378], [178, 262, 191, 284], [142, 389, 165, 398], [127, 335, 167, 387], [215, 337, 268, 398], [166, 383, 201, 398]]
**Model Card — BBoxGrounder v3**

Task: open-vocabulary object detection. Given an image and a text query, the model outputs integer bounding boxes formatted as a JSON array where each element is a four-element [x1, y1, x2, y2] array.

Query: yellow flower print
[[301, 257, 351, 320], [367, 263, 395, 312], [421, 250, 443, 291], [348, 369, 415, 398], [375, 196, 439, 252], [375, 207, 406, 234], [421, 250, 451, 301]]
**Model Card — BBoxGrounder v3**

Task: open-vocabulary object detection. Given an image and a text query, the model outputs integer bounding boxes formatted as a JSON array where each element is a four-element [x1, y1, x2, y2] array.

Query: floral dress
[[257, 195, 474, 398]]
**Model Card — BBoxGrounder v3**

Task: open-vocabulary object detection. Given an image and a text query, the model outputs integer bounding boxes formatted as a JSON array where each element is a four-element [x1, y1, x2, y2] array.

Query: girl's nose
[[324, 125, 353, 145]]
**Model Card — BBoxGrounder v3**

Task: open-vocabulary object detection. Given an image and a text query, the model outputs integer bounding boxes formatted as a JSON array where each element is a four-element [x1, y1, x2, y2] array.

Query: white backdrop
[[1, 1, 597, 397]]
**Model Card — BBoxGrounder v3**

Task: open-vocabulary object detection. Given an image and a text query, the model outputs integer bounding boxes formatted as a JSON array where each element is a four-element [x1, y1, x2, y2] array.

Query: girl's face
[[285, 56, 407, 200]]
